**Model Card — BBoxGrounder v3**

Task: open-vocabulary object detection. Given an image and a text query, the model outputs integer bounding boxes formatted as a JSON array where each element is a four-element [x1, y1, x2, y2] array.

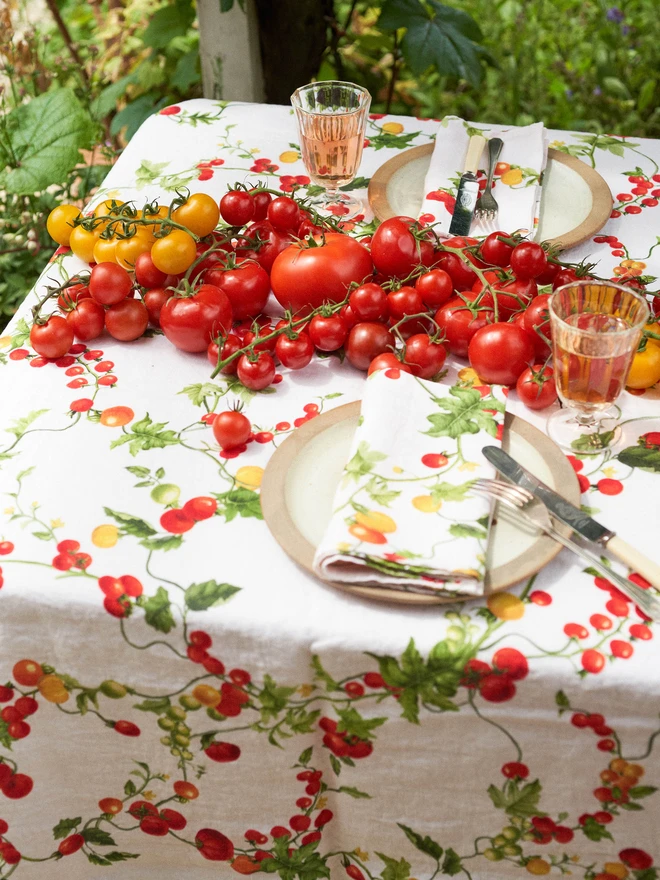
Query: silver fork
[[472, 478, 660, 620], [474, 137, 503, 222]]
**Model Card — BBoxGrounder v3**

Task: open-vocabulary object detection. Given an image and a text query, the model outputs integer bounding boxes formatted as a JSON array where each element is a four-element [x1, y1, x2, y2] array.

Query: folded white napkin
[[313, 371, 507, 596], [419, 116, 547, 238]]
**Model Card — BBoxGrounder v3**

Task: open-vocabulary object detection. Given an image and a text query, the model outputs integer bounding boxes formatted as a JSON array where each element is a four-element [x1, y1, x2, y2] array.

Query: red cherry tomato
[[212, 410, 251, 449], [468, 323, 535, 385], [236, 352, 276, 390], [435, 298, 495, 358], [370, 216, 436, 278], [160, 284, 232, 352], [251, 189, 272, 221], [387, 286, 424, 322], [66, 298, 105, 341], [30, 314, 74, 358], [553, 267, 582, 290], [367, 353, 412, 376], [105, 298, 149, 341], [207, 333, 242, 374], [523, 293, 552, 358], [243, 325, 276, 353], [89, 262, 133, 305], [143, 288, 170, 327], [516, 365, 558, 410], [480, 231, 513, 267], [308, 314, 348, 352], [206, 261, 270, 321], [219, 191, 255, 226], [267, 197, 300, 232], [403, 333, 447, 379], [349, 283, 389, 322], [435, 251, 476, 291], [510, 241, 548, 279], [345, 322, 395, 371], [235, 220, 292, 274], [275, 332, 314, 369], [57, 282, 91, 312], [415, 268, 453, 310], [134, 252, 167, 288], [271, 234, 372, 314]]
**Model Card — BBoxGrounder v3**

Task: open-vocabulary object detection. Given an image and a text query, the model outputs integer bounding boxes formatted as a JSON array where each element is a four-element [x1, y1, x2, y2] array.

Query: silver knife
[[448, 134, 487, 236], [483, 446, 660, 590]]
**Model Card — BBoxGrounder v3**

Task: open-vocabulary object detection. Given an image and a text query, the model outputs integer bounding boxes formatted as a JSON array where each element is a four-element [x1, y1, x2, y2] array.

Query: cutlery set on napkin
[[311, 374, 660, 617], [419, 116, 548, 237]]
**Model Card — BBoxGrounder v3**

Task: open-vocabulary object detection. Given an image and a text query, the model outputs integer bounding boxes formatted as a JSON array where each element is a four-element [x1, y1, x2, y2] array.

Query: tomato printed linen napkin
[[313, 371, 507, 596], [420, 116, 547, 238]]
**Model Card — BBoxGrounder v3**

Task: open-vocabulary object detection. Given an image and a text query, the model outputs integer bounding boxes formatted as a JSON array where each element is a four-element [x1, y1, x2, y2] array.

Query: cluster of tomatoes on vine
[[37, 185, 603, 410]]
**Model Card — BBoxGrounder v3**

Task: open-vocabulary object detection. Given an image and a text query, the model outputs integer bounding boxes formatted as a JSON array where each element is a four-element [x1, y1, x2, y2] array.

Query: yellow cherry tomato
[[626, 345, 660, 389], [38, 674, 69, 703], [115, 235, 151, 270], [279, 150, 299, 163], [69, 225, 99, 263], [47, 204, 82, 246], [604, 864, 629, 879], [234, 466, 264, 490], [92, 524, 119, 548], [95, 199, 124, 218], [93, 238, 118, 264], [192, 684, 221, 706], [487, 592, 524, 620], [501, 168, 523, 186], [172, 193, 220, 238], [0, 336, 11, 350], [354, 511, 396, 533], [412, 495, 442, 513], [151, 229, 197, 274]]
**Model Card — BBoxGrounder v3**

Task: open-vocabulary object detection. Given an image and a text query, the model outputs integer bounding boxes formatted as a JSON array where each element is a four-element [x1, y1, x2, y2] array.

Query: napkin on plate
[[313, 371, 507, 596], [419, 116, 547, 238]]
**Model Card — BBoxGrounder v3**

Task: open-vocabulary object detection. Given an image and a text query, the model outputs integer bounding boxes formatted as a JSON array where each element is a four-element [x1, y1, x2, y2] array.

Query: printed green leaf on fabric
[[110, 414, 179, 456], [214, 488, 262, 522], [336, 707, 387, 740], [376, 852, 411, 880], [617, 445, 660, 473], [398, 823, 443, 860], [185, 580, 241, 611], [487, 779, 544, 818], [53, 817, 82, 840], [6, 409, 49, 438], [343, 441, 387, 485], [136, 587, 175, 633], [425, 386, 503, 439], [103, 507, 157, 538]]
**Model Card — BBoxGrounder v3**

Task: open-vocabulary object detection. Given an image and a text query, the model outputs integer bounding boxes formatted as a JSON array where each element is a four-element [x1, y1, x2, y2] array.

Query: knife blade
[[448, 134, 486, 236], [483, 445, 660, 589]]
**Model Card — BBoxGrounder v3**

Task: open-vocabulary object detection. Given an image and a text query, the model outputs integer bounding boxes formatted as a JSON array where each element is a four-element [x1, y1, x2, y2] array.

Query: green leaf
[[87, 852, 111, 866], [53, 817, 82, 840], [214, 488, 262, 522], [110, 413, 179, 456], [137, 586, 175, 633], [103, 507, 157, 538], [430, 481, 473, 503], [555, 690, 570, 709], [338, 785, 371, 799], [311, 655, 341, 691], [0, 89, 96, 194], [398, 823, 443, 860], [329, 753, 342, 776], [343, 441, 387, 483], [448, 523, 487, 539], [298, 746, 313, 766], [379, 0, 489, 87], [619, 801, 643, 811], [10, 318, 30, 349], [571, 429, 615, 452], [105, 852, 140, 862], [336, 707, 387, 741], [143, 0, 196, 49], [81, 827, 116, 846], [376, 852, 411, 880], [425, 386, 503, 440], [284, 707, 321, 735], [172, 48, 201, 91], [365, 476, 401, 507], [0, 720, 12, 750], [442, 848, 462, 876], [6, 409, 49, 438], [257, 674, 297, 721], [133, 696, 171, 714], [637, 79, 656, 114], [32, 530, 52, 541], [90, 73, 137, 121], [341, 176, 371, 191], [179, 382, 222, 406], [124, 779, 137, 797], [126, 465, 151, 478], [617, 446, 660, 473], [630, 785, 657, 799], [487, 779, 543, 818], [139, 534, 183, 552], [185, 580, 240, 611]]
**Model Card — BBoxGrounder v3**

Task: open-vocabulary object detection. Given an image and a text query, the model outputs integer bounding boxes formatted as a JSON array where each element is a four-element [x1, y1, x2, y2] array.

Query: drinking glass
[[547, 280, 649, 453], [291, 81, 371, 219]]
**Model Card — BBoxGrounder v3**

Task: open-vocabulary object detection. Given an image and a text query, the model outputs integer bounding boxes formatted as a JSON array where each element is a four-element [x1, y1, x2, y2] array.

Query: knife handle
[[464, 135, 487, 175], [606, 536, 660, 591]]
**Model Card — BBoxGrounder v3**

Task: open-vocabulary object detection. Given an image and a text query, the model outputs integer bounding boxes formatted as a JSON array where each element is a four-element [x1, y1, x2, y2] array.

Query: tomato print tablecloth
[[0, 100, 659, 880]]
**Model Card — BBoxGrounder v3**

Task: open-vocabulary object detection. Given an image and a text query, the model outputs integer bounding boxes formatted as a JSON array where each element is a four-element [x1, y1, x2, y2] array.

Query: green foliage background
[[0, 0, 658, 332]]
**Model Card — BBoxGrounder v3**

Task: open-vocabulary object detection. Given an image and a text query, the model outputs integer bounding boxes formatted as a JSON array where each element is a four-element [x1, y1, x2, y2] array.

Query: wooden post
[[197, 0, 264, 103]]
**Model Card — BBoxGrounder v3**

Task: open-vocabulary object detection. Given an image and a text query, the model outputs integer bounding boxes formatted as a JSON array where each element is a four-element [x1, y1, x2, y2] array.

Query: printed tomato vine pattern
[[0, 101, 659, 877]]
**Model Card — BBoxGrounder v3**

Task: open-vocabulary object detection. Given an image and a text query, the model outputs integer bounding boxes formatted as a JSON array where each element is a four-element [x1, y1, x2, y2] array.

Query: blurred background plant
[[0, 0, 657, 331]]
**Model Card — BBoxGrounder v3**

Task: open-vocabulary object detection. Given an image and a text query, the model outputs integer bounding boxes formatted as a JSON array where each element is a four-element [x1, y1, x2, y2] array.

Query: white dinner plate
[[261, 404, 581, 605], [368, 145, 613, 251]]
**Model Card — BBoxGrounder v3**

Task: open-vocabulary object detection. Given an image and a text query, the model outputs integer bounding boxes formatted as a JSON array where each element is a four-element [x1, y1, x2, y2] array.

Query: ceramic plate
[[260, 403, 581, 605], [368, 145, 613, 251]]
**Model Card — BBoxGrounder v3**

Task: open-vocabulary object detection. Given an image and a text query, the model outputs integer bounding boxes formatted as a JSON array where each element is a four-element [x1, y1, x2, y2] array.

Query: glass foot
[[308, 191, 364, 220], [546, 407, 621, 455]]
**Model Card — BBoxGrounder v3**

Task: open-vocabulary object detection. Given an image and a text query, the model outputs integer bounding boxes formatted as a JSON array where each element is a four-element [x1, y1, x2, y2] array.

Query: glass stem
[[324, 186, 339, 203]]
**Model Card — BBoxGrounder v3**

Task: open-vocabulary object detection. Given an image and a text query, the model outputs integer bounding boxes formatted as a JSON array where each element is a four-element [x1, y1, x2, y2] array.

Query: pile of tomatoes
[[37, 185, 656, 405]]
